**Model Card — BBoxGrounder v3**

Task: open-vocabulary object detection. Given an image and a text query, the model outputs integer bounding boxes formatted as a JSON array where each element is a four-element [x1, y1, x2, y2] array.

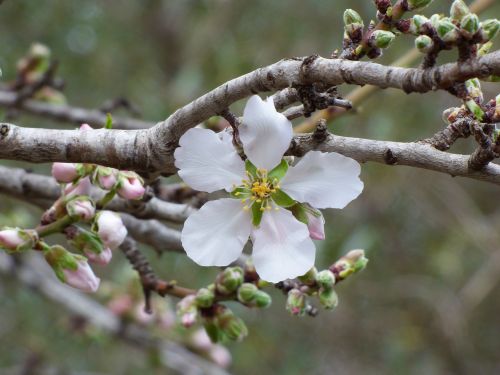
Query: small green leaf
[[290, 203, 309, 225], [251, 201, 264, 226], [268, 159, 288, 181], [465, 99, 484, 121], [271, 189, 295, 208], [245, 160, 258, 178], [105, 113, 113, 129]]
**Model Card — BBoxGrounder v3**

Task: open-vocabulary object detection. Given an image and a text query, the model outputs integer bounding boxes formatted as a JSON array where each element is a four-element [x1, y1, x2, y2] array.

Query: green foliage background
[[1, 1, 499, 374]]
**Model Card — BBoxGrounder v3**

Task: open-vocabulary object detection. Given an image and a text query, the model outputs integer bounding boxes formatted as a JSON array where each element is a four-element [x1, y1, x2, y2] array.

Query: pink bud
[[108, 295, 134, 316], [306, 210, 325, 240], [85, 246, 112, 265], [208, 346, 232, 368], [67, 199, 95, 220], [97, 211, 127, 249], [191, 329, 213, 351], [117, 175, 145, 200], [63, 259, 100, 292], [99, 171, 118, 190], [65, 176, 92, 197], [0, 229, 25, 250], [80, 123, 93, 131], [52, 163, 79, 183], [181, 311, 197, 328]]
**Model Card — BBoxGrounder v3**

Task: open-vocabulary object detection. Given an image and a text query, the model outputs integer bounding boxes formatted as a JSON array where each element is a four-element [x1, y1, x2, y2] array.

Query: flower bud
[[480, 19, 500, 42], [177, 295, 198, 328], [429, 14, 443, 29], [66, 197, 95, 221], [64, 176, 92, 197], [441, 107, 462, 124], [93, 166, 118, 190], [305, 210, 325, 240], [460, 13, 480, 39], [190, 328, 213, 351], [437, 18, 460, 43], [465, 99, 485, 120], [465, 78, 483, 103], [44, 245, 100, 292], [254, 290, 272, 308], [345, 249, 369, 273], [0, 228, 37, 253], [117, 171, 145, 200], [216, 307, 248, 342], [208, 346, 232, 368], [319, 288, 339, 310], [407, 0, 433, 11], [30, 42, 50, 60], [286, 288, 306, 316], [85, 247, 112, 265], [410, 15, 429, 34], [79, 123, 93, 131], [203, 318, 224, 343], [237, 283, 259, 304], [331, 249, 369, 280], [450, 0, 470, 22], [343, 9, 363, 27], [415, 35, 434, 53], [95, 211, 127, 250], [52, 163, 79, 183], [195, 287, 215, 308], [68, 226, 111, 265], [370, 30, 395, 49], [316, 270, 336, 290], [215, 267, 244, 295]]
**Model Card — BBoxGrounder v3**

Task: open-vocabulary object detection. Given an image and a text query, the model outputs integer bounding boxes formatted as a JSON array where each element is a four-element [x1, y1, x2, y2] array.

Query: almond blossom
[[174, 95, 363, 282]]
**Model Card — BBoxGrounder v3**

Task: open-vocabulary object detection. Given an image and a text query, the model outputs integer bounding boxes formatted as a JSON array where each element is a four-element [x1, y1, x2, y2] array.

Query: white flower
[[174, 95, 363, 282]]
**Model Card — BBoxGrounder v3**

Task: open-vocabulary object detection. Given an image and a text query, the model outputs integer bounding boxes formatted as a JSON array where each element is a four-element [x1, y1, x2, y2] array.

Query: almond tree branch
[[0, 51, 498, 174]]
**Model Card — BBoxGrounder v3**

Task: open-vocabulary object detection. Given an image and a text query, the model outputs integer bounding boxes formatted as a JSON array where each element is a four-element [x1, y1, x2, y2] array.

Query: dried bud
[[319, 288, 339, 310], [216, 307, 248, 342], [195, 287, 215, 308], [437, 18, 460, 43], [237, 283, 259, 304], [370, 30, 395, 49], [66, 196, 95, 221], [450, 0, 470, 22], [460, 13, 480, 38], [117, 171, 145, 200], [0, 228, 38, 253], [415, 35, 434, 53], [94, 211, 127, 250], [215, 267, 244, 295], [93, 166, 118, 190], [177, 295, 198, 328], [52, 163, 79, 183], [480, 19, 500, 42], [316, 270, 336, 290], [44, 245, 100, 292], [286, 288, 306, 316], [407, 0, 434, 11]]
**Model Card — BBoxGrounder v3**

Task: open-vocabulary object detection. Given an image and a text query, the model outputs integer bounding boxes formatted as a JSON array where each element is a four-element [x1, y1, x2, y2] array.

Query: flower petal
[[239, 95, 293, 170], [174, 128, 246, 193], [251, 208, 315, 282], [181, 198, 252, 266], [280, 151, 363, 209]]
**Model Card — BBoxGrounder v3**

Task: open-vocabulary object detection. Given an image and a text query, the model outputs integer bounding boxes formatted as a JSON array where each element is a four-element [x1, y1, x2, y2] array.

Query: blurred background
[[1, 0, 500, 374]]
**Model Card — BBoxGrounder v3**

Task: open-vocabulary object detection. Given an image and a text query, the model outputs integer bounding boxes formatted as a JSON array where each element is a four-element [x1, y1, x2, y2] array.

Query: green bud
[[437, 18, 460, 43], [465, 78, 483, 103], [215, 266, 244, 295], [478, 41, 493, 57], [254, 291, 272, 308], [316, 270, 336, 290], [217, 307, 248, 342], [176, 295, 198, 328], [465, 99, 485, 121], [450, 0, 470, 22], [343, 9, 363, 26], [286, 289, 307, 317], [460, 13, 480, 38], [407, 0, 434, 11], [345, 249, 369, 273], [429, 14, 443, 29], [371, 30, 395, 49], [480, 19, 500, 41], [195, 287, 215, 308], [410, 15, 429, 34], [298, 267, 317, 285], [415, 35, 434, 53], [319, 288, 339, 310], [237, 283, 259, 304], [203, 319, 224, 343], [332, 249, 369, 281]]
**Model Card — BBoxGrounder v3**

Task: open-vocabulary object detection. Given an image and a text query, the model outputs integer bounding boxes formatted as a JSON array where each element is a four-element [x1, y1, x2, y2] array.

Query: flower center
[[233, 168, 280, 211]]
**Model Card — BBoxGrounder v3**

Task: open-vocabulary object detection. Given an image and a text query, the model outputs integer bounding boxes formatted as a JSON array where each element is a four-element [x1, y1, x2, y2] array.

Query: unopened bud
[[68, 226, 111, 265], [480, 19, 500, 42], [216, 307, 248, 342], [0, 228, 38, 253], [93, 166, 118, 190], [66, 196, 95, 221], [52, 163, 79, 183], [319, 288, 339, 310], [316, 270, 336, 290], [343, 9, 363, 26], [465, 99, 485, 121], [94, 211, 127, 250], [286, 288, 307, 316], [450, 0, 470, 22], [478, 41, 493, 57], [237, 283, 259, 304], [460, 13, 480, 38], [465, 78, 483, 103], [215, 267, 244, 295], [254, 291, 272, 308], [437, 18, 460, 43], [116, 171, 145, 200], [305, 209, 325, 240], [30, 43, 50, 60], [331, 249, 369, 280], [407, 0, 433, 11], [343, 9, 364, 38], [410, 15, 429, 34], [64, 176, 92, 197], [177, 295, 198, 328], [441, 107, 462, 124], [371, 30, 395, 49], [415, 35, 434, 53], [195, 287, 215, 308]]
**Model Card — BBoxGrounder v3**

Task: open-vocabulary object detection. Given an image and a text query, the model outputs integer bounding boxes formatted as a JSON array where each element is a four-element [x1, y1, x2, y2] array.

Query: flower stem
[[36, 215, 76, 237], [96, 190, 116, 209]]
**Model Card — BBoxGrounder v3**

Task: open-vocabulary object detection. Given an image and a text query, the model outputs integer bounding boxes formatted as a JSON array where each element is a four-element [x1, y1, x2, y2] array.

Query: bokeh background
[[1, 1, 500, 374]]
